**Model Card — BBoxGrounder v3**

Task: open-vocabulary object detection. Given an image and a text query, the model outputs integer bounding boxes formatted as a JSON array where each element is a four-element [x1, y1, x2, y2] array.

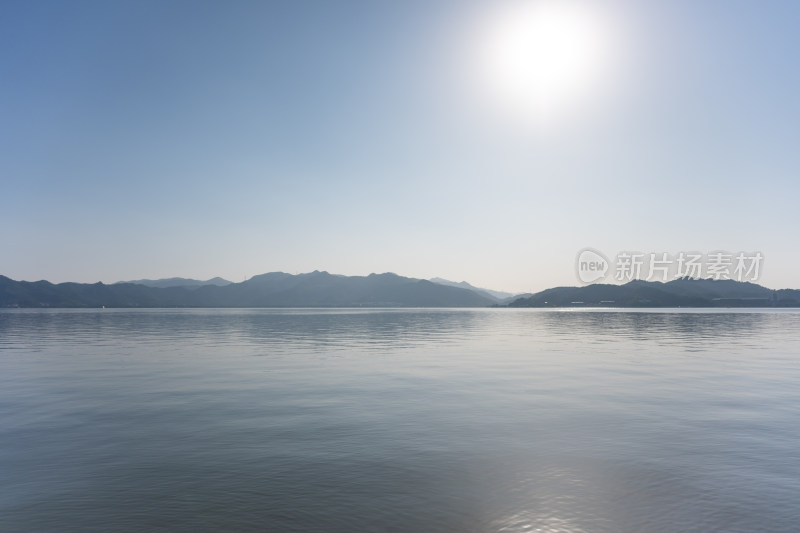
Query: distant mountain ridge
[[0, 271, 495, 308], [2, 274, 799, 308], [115, 277, 232, 289], [508, 278, 800, 307], [429, 277, 516, 301]]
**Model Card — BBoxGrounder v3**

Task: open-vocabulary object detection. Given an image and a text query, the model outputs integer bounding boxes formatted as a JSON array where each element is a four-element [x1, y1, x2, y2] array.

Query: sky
[[2, 0, 799, 293]]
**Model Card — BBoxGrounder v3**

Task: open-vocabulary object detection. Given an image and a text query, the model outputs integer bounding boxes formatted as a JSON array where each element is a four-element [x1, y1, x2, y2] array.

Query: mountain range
[[1, 273, 799, 308], [508, 278, 800, 307], [0, 271, 496, 308]]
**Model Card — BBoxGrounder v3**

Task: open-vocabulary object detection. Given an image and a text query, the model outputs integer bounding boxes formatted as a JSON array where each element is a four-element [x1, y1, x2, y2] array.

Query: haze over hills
[[114, 277, 232, 289], [0, 271, 496, 308], [2, 273, 800, 308], [429, 278, 516, 301]]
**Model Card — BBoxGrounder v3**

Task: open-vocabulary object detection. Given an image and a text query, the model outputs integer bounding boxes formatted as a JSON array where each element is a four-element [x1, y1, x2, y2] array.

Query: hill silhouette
[[0, 271, 495, 308], [2, 274, 799, 308], [508, 278, 800, 307]]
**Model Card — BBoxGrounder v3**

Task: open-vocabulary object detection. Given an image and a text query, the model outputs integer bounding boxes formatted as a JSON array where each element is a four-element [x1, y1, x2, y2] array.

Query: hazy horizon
[[6, 268, 800, 297], [3, 0, 799, 293]]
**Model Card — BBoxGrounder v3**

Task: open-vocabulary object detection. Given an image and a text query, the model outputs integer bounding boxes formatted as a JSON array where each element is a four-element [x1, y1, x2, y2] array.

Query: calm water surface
[[1, 308, 799, 532]]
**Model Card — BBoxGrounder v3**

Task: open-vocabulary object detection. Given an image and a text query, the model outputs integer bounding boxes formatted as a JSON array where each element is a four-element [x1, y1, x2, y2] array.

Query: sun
[[478, 1, 610, 121]]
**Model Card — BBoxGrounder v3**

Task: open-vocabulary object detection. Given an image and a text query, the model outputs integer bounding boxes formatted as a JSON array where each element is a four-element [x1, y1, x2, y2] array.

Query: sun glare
[[478, 1, 610, 121]]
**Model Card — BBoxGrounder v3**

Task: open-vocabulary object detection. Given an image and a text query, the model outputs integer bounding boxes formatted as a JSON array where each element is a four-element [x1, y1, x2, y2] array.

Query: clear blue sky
[[2, 0, 799, 292]]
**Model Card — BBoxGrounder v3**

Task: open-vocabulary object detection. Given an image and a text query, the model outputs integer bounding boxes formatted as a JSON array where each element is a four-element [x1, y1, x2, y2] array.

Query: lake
[[1, 308, 798, 532]]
